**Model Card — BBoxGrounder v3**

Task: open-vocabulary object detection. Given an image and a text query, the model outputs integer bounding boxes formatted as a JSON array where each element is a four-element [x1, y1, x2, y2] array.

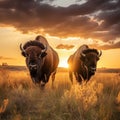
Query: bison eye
[[38, 53, 42, 58], [21, 52, 28, 57]]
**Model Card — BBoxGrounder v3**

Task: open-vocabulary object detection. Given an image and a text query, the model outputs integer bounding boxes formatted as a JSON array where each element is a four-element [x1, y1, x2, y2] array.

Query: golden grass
[[0, 69, 120, 120]]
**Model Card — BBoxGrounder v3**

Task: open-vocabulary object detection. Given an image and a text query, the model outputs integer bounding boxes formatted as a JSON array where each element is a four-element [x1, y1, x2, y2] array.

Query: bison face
[[20, 44, 47, 82], [81, 50, 102, 74]]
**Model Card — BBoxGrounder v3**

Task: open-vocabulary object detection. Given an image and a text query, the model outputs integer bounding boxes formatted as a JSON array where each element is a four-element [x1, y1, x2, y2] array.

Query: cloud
[[0, 0, 120, 49], [0, 56, 15, 60], [89, 41, 120, 50], [56, 44, 74, 50]]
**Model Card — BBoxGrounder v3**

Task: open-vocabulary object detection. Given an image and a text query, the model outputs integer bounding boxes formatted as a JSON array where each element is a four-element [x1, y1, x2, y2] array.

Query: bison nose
[[29, 64, 37, 70]]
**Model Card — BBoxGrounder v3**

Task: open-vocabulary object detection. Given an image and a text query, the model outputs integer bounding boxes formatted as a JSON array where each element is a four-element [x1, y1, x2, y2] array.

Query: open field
[[0, 67, 120, 120]]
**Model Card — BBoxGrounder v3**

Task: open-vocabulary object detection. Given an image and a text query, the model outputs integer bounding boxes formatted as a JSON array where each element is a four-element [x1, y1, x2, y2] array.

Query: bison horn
[[98, 50, 102, 57], [20, 44, 25, 52], [81, 52, 86, 57], [41, 45, 47, 53]]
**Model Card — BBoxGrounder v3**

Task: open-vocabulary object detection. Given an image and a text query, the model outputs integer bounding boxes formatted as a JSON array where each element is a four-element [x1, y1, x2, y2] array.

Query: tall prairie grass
[[0, 68, 120, 120]]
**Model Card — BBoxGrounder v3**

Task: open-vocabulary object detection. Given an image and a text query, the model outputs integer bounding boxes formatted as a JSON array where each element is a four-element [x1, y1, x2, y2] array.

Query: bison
[[68, 45, 102, 83], [20, 35, 59, 87]]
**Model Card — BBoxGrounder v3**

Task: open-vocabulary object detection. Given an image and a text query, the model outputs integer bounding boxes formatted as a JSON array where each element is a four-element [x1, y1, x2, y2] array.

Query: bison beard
[[28, 59, 48, 84], [30, 69, 37, 77], [30, 70, 40, 83]]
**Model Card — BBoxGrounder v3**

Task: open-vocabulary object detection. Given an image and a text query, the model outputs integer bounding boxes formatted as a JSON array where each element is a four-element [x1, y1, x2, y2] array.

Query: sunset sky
[[0, 0, 120, 68]]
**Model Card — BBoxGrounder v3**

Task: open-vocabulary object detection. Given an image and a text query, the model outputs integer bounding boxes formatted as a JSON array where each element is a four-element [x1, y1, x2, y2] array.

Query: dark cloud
[[0, 0, 120, 49], [56, 44, 74, 50], [97, 8, 120, 29]]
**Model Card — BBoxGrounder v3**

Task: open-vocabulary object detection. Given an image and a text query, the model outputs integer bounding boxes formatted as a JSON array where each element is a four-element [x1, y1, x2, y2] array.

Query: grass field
[[0, 67, 120, 120]]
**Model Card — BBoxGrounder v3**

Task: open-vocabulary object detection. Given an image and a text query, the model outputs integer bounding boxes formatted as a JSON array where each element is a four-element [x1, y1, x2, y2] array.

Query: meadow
[[0, 66, 120, 120]]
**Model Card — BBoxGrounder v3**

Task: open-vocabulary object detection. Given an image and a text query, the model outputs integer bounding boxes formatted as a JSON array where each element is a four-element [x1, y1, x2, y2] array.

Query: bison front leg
[[40, 74, 47, 88], [51, 70, 57, 88], [40, 81, 46, 88], [74, 73, 83, 84], [69, 71, 73, 84]]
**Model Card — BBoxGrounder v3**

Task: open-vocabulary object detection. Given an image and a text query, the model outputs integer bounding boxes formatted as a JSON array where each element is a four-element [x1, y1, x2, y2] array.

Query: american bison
[[20, 35, 59, 87], [68, 45, 102, 83]]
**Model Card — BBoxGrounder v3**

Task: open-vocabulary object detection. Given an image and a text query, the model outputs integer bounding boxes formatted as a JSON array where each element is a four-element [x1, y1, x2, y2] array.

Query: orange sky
[[0, 27, 120, 68], [0, 0, 120, 68]]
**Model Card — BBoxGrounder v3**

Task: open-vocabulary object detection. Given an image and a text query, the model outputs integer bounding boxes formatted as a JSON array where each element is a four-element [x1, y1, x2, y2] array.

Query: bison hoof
[[40, 81, 46, 88]]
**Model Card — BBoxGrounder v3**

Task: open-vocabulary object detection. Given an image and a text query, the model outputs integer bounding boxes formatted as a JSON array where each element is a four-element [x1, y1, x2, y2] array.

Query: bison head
[[20, 41, 47, 83], [80, 49, 102, 75]]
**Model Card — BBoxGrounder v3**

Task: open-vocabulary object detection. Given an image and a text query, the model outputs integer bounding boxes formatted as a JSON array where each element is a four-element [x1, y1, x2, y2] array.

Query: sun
[[58, 60, 69, 68]]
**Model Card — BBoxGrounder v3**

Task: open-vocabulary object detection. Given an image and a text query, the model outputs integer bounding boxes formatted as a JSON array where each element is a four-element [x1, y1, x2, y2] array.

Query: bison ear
[[97, 56, 100, 61], [21, 52, 26, 57], [41, 52, 47, 58]]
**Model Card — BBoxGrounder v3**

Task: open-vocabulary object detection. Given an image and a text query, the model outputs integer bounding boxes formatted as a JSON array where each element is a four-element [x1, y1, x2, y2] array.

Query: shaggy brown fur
[[20, 35, 59, 88], [23, 41, 45, 50], [68, 45, 102, 83], [82, 49, 99, 55]]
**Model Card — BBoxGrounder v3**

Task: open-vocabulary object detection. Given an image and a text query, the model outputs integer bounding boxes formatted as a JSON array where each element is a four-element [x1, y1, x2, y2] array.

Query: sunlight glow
[[0, 27, 120, 68], [58, 60, 69, 68]]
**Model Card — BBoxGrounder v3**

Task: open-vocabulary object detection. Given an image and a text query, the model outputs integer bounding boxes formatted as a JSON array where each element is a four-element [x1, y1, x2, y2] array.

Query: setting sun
[[58, 60, 69, 68]]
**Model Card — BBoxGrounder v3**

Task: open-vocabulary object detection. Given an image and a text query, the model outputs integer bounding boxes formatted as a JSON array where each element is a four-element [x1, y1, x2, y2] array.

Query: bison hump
[[35, 35, 49, 46]]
